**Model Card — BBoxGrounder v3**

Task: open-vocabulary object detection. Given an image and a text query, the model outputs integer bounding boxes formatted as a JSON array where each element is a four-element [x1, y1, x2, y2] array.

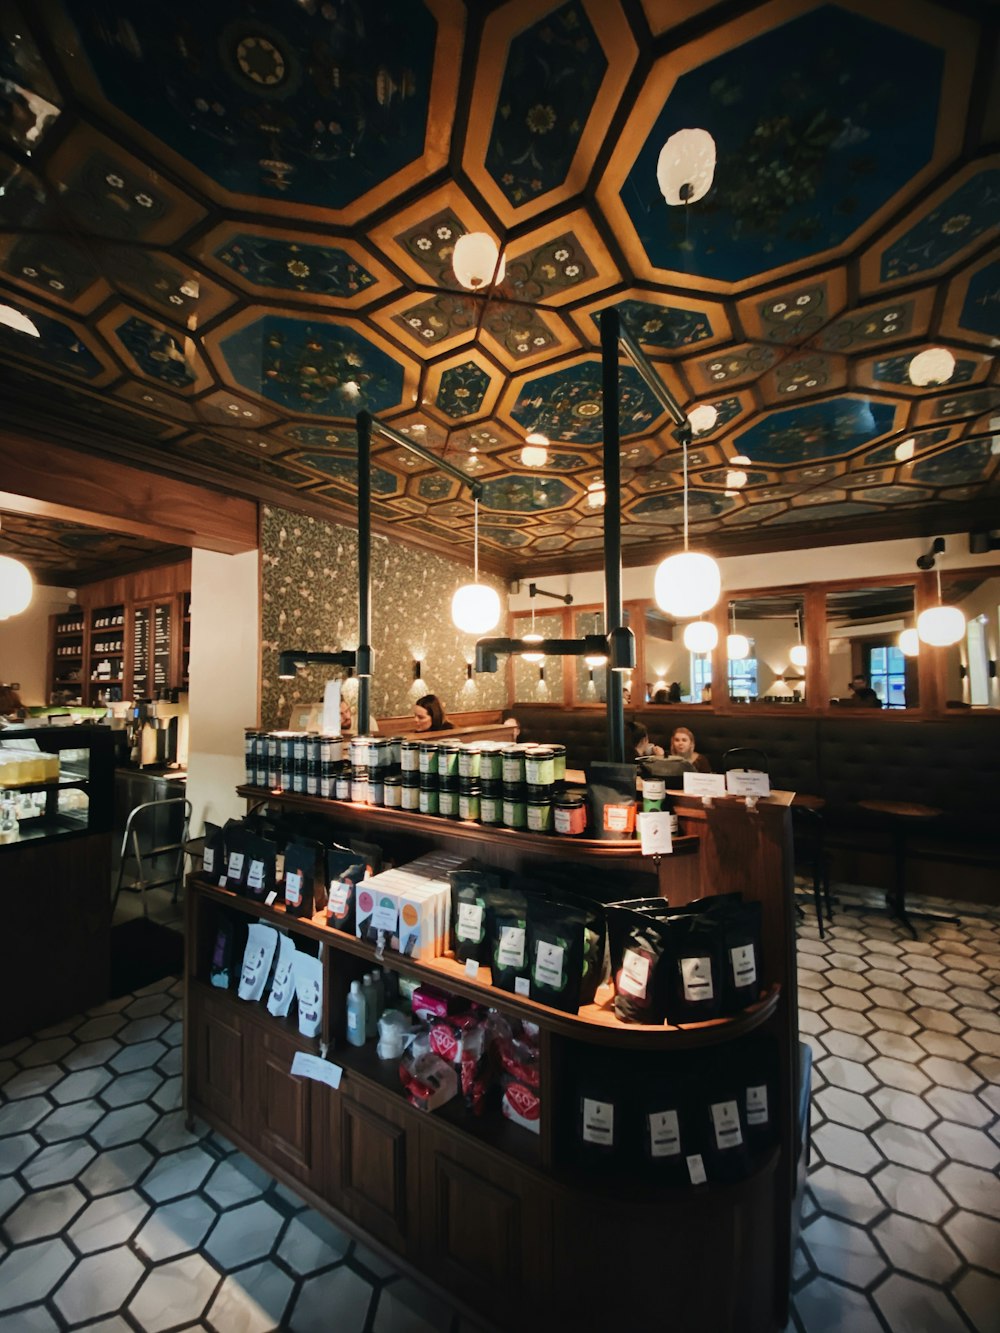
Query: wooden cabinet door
[[419, 1127, 552, 1319], [332, 1079, 419, 1258], [189, 993, 245, 1134], [246, 1028, 317, 1186]]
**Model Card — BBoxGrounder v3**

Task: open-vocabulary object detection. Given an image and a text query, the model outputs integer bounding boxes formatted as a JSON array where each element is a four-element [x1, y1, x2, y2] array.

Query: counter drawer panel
[[190, 997, 245, 1133], [337, 1087, 414, 1254], [251, 1033, 315, 1183], [428, 1153, 522, 1290]]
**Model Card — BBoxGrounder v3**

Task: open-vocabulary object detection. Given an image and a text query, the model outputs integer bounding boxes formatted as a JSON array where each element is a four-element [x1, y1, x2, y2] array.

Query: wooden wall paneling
[[189, 991, 246, 1134], [803, 585, 827, 710]]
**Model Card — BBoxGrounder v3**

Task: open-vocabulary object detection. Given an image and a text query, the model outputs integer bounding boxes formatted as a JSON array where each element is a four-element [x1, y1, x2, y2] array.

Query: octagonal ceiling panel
[[600, 1, 974, 291], [503, 356, 673, 443], [211, 311, 414, 416], [574, 288, 731, 354], [0, 302, 112, 384], [195, 223, 396, 306], [737, 273, 848, 348], [464, 0, 637, 224], [732, 397, 899, 465], [55, 0, 464, 222], [940, 256, 1000, 347]]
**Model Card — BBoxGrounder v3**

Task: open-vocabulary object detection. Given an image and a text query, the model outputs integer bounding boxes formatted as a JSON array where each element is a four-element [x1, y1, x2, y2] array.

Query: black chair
[[721, 747, 770, 774]]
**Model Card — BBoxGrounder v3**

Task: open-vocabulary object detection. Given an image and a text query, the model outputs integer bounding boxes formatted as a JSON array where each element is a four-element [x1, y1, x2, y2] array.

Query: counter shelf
[[189, 875, 780, 1050], [184, 778, 799, 1332]]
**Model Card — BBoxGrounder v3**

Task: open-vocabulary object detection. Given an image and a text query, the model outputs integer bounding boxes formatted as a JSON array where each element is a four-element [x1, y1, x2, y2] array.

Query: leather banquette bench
[[513, 705, 1000, 902]]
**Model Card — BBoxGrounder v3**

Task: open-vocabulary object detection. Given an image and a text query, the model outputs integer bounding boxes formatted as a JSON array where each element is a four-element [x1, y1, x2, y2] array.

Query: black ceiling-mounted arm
[[528, 582, 573, 605], [277, 649, 366, 680], [916, 537, 946, 570], [359, 410, 484, 502]]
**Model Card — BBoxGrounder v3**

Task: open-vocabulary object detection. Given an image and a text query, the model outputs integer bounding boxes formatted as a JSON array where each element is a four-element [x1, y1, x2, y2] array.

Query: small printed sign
[[638, 810, 673, 856], [725, 769, 771, 797], [683, 772, 727, 798], [290, 1052, 343, 1090], [465, 958, 480, 980]]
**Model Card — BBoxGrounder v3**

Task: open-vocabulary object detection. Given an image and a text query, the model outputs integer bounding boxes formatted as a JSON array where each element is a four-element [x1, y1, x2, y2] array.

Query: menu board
[[132, 603, 172, 698], [132, 606, 150, 698]]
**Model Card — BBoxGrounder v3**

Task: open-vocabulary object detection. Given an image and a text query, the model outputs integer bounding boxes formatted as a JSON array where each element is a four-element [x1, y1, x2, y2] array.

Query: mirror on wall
[[825, 584, 917, 710], [939, 571, 1000, 711], [726, 594, 807, 705], [511, 610, 564, 704], [643, 606, 705, 704]]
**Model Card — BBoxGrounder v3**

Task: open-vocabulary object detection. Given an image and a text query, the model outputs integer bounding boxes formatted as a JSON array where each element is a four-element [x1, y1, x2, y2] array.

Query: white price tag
[[534, 940, 565, 989], [686, 1153, 707, 1185], [731, 944, 757, 990], [371, 903, 398, 934], [680, 955, 714, 1002], [290, 1052, 343, 1090], [711, 1100, 744, 1150], [328, 883, 351, 914], [285, 870, 303, 906], [725, 769, 771, 797], [649, 1109, 681, 1159], [638, 811, 673, 856], [682, 772, 727, 798], [457, 901, 484, 941], [582, 1098, 614, 1146], [203, 846, 215, 875], [497, 925, 526, 969], [514, 976, 530, 997], [464, 958, 479, 980], [747, 1085, 769, 1127], [619, 949, 651, 1000], [227, 850, 245, 880], [264, 890, 278, 907], [247, 860, 265, 892]]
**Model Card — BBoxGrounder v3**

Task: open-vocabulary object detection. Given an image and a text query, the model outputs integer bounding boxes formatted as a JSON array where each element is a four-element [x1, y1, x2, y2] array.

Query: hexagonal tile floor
[[1, 889, 998, 1332]]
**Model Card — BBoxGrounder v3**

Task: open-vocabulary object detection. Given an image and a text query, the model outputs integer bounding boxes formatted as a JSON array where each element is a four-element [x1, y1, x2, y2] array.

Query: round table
[[856, 799, 956, 937]]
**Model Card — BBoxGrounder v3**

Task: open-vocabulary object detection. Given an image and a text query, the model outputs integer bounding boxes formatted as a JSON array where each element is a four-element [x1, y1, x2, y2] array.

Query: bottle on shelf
[[362, 973, 378, 1039], [346, 980, 367, 1047]]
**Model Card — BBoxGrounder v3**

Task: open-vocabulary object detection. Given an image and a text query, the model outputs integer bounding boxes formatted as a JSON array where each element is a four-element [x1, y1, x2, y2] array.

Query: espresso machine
[[132, 691, 189, 770]]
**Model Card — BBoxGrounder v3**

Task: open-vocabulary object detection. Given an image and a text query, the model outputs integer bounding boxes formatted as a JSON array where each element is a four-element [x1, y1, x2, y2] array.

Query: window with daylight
[[690, 654, 713, 702], [866, 644, 907, 709], [728, 651, 759, 701]]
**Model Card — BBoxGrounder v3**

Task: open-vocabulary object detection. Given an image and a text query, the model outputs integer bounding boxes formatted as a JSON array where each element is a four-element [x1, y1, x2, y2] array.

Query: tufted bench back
[[511, 705, 998, 838]]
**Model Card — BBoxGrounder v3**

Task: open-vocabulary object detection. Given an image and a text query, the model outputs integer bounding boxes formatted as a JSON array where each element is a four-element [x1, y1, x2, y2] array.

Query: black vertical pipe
[[356, 411, 373, 734], [600, 309, 626, 764]]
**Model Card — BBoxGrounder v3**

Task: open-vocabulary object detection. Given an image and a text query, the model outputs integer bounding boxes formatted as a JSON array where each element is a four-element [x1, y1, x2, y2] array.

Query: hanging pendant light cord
[[936, 565, 942, 606], [682, 439, 690, 551], [473, 497, 480, 584]]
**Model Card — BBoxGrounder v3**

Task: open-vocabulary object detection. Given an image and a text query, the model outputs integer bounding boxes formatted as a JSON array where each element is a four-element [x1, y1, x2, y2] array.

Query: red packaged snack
[[502, 1081, 541, 1134]]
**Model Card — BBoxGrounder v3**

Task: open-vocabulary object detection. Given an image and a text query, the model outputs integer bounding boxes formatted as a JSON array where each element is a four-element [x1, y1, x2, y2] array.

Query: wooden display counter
[[184, 787, 799, 1332]]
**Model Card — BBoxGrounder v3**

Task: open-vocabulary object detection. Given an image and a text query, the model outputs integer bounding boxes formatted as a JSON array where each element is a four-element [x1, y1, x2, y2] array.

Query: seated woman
[[628, 720, 664, 759], [670, 726, 712, 773], [413, 693, 453, 732]]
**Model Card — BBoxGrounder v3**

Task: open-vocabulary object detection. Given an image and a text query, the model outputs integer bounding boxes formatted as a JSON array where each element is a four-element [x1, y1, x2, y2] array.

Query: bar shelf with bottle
[[185, 780, 800, 1332]]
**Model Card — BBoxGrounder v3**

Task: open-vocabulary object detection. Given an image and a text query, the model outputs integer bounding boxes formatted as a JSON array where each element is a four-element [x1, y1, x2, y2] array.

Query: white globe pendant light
[[0, 554, 33, 620], [916, 605, 964, 647], [656, 129, 716, 205], [727, 633, 750, 660], [653, 430, 721, 618], [520, 432, 549, 467], [451, 498, 500, 635], [908, 347, 955, 387], [452, 233, 506, 291], [655, 551, 721, 618], [894, 437, 915, 462], [521, 633, 544, 664], [687, 403, 718, 436], [683, 619, 718, 653], [789, 643, 808, 668], [898, 628, 920, 657]]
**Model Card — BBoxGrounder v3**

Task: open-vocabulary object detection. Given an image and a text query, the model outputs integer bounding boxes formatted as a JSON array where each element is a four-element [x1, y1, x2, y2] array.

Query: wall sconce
[[466, 663, 473, 681], [413, 659, 423, 681], [989, 660, 997, 679]]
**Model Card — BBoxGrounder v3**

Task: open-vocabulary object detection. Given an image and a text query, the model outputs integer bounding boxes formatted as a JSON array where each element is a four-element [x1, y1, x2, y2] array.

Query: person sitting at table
[[847, 673, 882, 708], [340, 696, 380, 737], [413, 694, 452, 732], [670, 726, 712, 773], [628, 721, 664, 759]]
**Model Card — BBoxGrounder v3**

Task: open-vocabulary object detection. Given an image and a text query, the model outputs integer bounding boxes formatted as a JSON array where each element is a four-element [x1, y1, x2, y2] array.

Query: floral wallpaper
[[259, 504, 508, 730]]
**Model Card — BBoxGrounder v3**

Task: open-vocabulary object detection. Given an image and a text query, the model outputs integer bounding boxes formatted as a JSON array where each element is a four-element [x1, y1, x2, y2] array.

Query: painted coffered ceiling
[[0, 0, 996, 574]]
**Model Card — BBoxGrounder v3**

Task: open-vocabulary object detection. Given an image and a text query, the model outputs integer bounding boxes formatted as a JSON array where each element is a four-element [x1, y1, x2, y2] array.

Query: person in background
[[670, 726, 712, 773], [701, 682, 713, 704], [0, 685, 23, 721], [668, 682, 683, 704], [848, 674, 882, 708], [628, 721, 664, 759], [649, 682, 670, 704], [340, 696, 380, 736], [413, 694, 452, 732], [501, 709, 521, 741]]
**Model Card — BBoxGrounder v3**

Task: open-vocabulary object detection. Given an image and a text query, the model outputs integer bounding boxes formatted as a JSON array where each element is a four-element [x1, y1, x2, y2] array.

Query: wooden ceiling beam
[[0, 430, 258, 556]]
